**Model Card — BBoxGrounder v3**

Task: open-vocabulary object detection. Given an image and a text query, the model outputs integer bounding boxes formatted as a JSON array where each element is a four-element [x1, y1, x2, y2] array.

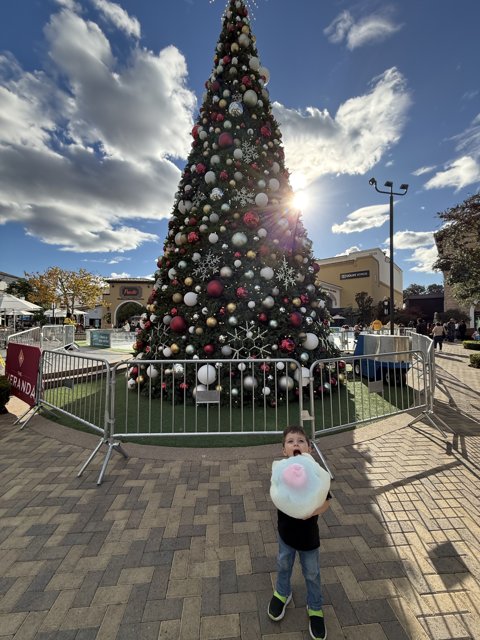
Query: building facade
[[101, 278, 154, 328], [315, 248, 403, 311]]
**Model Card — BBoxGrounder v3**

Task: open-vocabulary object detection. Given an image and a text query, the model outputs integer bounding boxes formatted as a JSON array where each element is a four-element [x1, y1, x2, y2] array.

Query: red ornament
[[203, 344, 215, 355], [170, 308, 178, 315], [258, 312, 268, 323], [188, 231, 199, 243], [210, 80, 220, 93], [170, 316, 187, 333], [279, 338, 295, 353], [220, 170, 229, 181], [207, 280, 224, 297], [188, 217, 197, 226], [243, 211, 259, 228], [196, 163, 206, 174], [289, 312, 303, 327], [218, 132, 233, 148], [191, 125, 199, 139], [312, 262, 320, 273], [260, 125, 272, 138], [241, 75, 251, 86], [223, 55, 231, 64], [236, 287, 248, 298]]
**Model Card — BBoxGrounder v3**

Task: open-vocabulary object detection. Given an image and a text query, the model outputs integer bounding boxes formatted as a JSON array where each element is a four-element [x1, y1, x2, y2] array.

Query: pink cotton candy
[[282, 463, 307, 489]]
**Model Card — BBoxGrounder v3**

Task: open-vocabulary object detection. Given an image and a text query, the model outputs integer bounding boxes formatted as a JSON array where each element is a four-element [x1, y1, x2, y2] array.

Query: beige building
[[102, 278, 154, 328], [315, 248, 403, 310]]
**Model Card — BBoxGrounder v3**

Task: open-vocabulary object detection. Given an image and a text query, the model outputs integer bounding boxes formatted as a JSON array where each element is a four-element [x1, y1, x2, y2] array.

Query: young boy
[[268, 425, 331, 640]]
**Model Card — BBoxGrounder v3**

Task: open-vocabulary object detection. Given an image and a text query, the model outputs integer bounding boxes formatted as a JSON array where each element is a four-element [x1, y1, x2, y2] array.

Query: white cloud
[[391, 230, 435, 249], [91, 0, 141, 38], [336, 245, 362, 256], [324, 10, 402, 50], [407, 245, 439, 273], [332, 204, 390, 234], [413, 165, 436, 176], [274, 68, 411, 188], [423, 115, 480, 191], [424, 156, 480, 191], [0, 3, 196, 253]]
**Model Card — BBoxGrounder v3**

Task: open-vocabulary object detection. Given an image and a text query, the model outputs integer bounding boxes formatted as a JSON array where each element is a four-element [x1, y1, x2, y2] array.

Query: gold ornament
[[203, 204, 212, 214], [241, 25, 250, 34], [195, 327, 204, 335], [137, 375, 145, 384], [219, 98, 227, 108], [206, 317, 218, 327], [172, 293, 183, 303], [170, 344, 180, 354], [215, 384, 223, 392], [184, 277, 193, 286], [231, 42, 239, 53], [229, 180, 236, 187], [233, 212, 240, 219], [246, 250, 256, 259], [292, 297, 301, 307], [226, 303, 237, 313]]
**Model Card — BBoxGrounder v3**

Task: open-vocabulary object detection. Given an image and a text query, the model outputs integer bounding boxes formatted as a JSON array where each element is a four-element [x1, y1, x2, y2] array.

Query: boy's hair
[[282, 425, 310, 446]]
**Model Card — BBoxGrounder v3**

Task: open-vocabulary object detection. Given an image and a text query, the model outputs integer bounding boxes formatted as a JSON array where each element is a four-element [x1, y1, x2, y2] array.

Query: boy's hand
[[302, 499, 331, 519]]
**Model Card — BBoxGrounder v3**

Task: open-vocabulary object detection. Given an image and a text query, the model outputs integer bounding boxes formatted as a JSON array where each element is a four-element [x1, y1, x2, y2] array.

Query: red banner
[[5, 343, 41, 407]]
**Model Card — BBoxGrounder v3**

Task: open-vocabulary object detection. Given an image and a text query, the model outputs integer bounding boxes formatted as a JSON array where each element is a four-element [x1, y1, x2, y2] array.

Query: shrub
[[463, 340, 480, 351], [470, 353, 480, 368], [0, 375, 11, 414]]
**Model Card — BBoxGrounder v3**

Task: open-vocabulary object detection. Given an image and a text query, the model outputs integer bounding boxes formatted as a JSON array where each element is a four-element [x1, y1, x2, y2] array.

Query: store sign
[[120, 286, 142, 299], [5, 344, 41, 406], [340, 270, 370, 280], [91, 331, 111, 348]]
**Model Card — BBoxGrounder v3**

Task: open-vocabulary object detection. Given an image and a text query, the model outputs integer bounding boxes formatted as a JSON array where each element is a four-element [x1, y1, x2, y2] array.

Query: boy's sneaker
[[307, 608, 326, 639], [267, 591, 292, 621]]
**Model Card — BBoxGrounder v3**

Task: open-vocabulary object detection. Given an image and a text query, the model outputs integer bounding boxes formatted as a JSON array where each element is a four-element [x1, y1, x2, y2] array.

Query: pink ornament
[[220, 170, 229, 181], [243, 211, 259, 228], [279, 338, 295, 353], [196, 163, 206, 174], [187, 232, 199, 243], [236, 287, 248, 298]]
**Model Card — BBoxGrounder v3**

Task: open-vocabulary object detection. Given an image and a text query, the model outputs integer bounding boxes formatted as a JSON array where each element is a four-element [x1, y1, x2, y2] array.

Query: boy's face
[[282, 431, 311, 458]]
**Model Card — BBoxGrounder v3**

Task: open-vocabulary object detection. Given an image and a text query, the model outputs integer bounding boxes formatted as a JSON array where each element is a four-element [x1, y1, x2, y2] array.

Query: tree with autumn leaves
[[129, 0, 338, 402]]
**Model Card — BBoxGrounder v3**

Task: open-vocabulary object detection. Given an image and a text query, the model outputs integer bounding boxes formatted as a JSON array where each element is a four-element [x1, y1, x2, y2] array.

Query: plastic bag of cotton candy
[[270, 453, 331, 519]]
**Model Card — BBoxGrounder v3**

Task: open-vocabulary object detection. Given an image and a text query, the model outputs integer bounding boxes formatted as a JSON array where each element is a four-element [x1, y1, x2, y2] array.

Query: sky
[[0, 0, 479, 289]]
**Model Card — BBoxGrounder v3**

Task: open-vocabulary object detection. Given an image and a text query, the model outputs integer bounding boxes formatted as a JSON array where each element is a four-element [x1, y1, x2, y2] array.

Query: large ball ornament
[[210, 154, 220, 165], [220, 266, 233, 278], [243, 376, 258, 390], [127, 378, 137, 390], [218, 132, 233, 148], [170, 316, 187, 333], [207, 279, 224, 297], [226, 302, 237, 313], [228, 101, 244, 117], [163, 347, 172, 358], [269, 178, 280, 191], [238, 33, 250, 47], [232, 231, 248, 247], [184, 292, 198, 307], [270, 453, 331, 519], [262, 296, 275, 309], [205, 171, 216, 185], [279, 376, 294, 391], [262, 386, 271, 396], [221, 345, 233, 356], [259, 66, 270, 84], [243, 89, 258, 107], [206, 317, 217, 328], [289, 312, 303, 327], [146, 365, 158, 379], [208, 233, 219, 244], [233, 148, 243, 160], [197, 364, 216, 385], [260, 266, 274, 280], [302, 333, 319, 350], [255, 192, 268, 207], [249, 56, 260, 71]]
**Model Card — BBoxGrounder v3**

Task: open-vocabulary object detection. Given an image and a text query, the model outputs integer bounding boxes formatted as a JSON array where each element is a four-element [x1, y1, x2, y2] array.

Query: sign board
[[120, 286, 142, 299], [340, 270, 370, 280], [90, 331, 111, 348], [5, 343, 41, 406]]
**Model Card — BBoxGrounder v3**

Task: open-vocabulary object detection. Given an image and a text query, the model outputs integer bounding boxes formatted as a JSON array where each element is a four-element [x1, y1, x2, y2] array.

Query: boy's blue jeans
[[275, 536, 323, 610]]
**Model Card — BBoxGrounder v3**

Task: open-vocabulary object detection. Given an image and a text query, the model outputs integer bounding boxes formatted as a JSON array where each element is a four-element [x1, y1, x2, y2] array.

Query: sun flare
[[291, 190, 309, 211]]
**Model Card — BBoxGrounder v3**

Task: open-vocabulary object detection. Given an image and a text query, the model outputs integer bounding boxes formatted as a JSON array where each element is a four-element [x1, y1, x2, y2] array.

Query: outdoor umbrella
[[0, 293, 42, 331]]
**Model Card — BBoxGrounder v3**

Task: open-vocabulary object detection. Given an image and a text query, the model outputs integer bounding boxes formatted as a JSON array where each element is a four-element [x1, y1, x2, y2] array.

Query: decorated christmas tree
[[129, 0, 338, 401]]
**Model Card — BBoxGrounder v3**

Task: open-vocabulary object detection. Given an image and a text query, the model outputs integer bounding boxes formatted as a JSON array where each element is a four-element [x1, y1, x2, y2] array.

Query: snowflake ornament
[[226, 322, 272, 359], [192, 250, 222, 280], [231, 186, 256, 206], [241, 141, 259, 164], [276, 257, 298, 289]]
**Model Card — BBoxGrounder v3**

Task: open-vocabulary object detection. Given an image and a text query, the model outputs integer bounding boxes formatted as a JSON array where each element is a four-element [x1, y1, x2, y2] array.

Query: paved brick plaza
[[0, 342, 479, 639]]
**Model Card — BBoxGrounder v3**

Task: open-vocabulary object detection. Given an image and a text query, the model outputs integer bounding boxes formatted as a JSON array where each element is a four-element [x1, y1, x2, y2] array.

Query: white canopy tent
[[0, 293, 42, 330], [43, 308, 86, 318]]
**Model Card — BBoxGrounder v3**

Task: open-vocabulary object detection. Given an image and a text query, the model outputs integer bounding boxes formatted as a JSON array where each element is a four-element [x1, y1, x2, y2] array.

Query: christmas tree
[[129, 0, 338, 401]]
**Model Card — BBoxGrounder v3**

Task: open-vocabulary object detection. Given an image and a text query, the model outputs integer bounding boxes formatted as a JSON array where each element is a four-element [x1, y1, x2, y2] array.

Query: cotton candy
[[270, 453, 331, 519]]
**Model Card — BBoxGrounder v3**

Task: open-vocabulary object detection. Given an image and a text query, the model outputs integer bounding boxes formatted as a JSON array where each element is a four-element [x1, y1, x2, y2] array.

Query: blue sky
[[0, 0, 479, 288]]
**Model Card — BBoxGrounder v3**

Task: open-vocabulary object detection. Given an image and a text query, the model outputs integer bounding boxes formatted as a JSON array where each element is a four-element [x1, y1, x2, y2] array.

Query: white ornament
[[147, 365, 159, 379], [209, 233, 219, 244], [302, 333, 319, 350], [232, 232, 248, 247], [255, 192, 268, 207], [243, 89, 258, 107], [197, 365, 216, 386], [260, 267, 274, 280], [184, 292, 198, 306], [279, 376, 294, 391], [205, 171, 216, 185], [294, 367, 310, 387], [269, 178, 280, 191], [249, 56, 260, 71]]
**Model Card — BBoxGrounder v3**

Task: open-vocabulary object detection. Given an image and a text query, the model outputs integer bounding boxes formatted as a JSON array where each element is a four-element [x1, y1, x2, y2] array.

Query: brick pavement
[[0, 341, 479, 639]]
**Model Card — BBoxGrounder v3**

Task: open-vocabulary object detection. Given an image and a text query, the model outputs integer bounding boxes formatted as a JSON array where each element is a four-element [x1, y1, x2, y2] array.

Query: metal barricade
[[307, 348, 428, 437], [110, 357, 304, 442], [40, 325, 76, 350], [7, 326, 41, 347]]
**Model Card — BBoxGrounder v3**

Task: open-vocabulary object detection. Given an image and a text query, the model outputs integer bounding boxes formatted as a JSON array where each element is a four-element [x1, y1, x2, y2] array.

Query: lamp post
[[368, 178, 409, 335]]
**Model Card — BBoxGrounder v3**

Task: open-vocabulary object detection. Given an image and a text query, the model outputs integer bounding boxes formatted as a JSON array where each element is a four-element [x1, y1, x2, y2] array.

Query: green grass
[[41, 371, 415, 447]]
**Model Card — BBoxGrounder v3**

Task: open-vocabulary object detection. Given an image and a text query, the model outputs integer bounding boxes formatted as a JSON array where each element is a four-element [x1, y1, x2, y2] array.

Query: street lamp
[[368, 178, 409, 335]]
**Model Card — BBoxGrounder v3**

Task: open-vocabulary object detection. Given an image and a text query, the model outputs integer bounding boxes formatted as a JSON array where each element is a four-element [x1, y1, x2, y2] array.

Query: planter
[[0, 375, 12, 414]]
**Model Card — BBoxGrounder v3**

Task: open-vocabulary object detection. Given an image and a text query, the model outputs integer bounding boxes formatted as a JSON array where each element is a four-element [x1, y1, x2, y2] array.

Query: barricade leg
[[78, 437, 129, 485], [406, 410, 449, 440], [311, 440, 334, 480]]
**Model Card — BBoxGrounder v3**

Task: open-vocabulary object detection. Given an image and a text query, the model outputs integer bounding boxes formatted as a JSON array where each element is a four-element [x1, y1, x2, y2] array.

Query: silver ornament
[[228, 101, 244, 117], [210, 187, 224, 201]]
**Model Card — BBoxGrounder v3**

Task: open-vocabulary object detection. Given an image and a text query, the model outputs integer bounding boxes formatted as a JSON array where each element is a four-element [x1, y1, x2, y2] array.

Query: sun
[[291, 190, 309, 211]]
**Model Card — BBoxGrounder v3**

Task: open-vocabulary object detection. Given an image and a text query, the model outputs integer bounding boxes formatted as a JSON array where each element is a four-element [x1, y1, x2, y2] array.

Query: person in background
[[445, 318, 456, 342], [472, 329, 480, 341], [458, 319, 467, 342], [64, 312, 76, 326], [431, 322, 445, 351], [123, 320, 131, 332]]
